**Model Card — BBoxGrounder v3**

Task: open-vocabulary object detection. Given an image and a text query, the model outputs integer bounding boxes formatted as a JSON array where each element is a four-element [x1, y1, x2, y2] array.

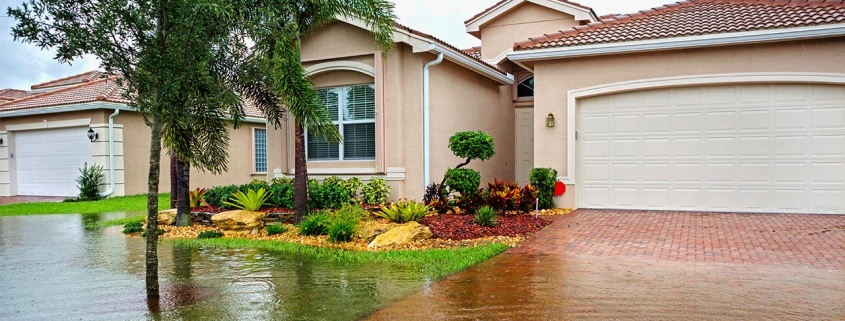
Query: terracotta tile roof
[[462, 46, 483, 59], [514, 0, 845, 51], [466, 0, 595, 24], [0, 77, 265, 118], [30, 71, 106, 90], [0, 89, 29, 101], [395, 23, 507, 74]]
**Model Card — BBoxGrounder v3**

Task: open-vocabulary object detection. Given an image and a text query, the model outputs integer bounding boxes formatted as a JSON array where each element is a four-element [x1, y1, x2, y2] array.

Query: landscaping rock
[[211, 210, 265, 233], [368, 221, 433, 248], [145, 209, 177, 226]]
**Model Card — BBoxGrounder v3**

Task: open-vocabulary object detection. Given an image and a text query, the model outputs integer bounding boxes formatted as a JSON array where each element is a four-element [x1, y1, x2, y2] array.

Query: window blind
[[308, 84, 376, 161]]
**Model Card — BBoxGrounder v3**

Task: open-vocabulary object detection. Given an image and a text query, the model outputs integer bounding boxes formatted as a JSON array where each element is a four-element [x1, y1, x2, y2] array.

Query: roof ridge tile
[[1, 78, 109, 107]]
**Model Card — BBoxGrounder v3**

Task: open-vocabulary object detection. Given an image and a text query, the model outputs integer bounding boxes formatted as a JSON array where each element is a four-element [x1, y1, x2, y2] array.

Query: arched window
[[517, 76, 534, 98]]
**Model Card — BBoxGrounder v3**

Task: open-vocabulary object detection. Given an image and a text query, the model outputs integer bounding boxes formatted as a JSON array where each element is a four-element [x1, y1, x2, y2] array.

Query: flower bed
[[421, 214, 551, 240]]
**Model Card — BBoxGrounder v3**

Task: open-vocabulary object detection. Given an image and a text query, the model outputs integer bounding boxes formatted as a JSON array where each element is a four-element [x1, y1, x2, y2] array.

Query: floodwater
[[0, 214, 430, 321]]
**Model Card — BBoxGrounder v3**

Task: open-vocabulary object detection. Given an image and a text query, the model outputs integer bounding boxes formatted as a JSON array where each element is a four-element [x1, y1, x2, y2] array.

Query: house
[[267, 0, 845, 214], [0, 72, 267, 197]]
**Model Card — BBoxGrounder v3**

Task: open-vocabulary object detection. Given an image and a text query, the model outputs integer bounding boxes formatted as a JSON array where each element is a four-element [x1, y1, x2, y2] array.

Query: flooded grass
[[0, 194, 169, 216], [84, 214, 145, 229], [172, 238, 510, 279]]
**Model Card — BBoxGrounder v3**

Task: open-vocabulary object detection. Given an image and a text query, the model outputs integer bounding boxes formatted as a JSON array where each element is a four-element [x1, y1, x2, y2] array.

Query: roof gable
[[30, 71, 105, 90], [514, 0, 845, 51], [465, 0, 598, 36]]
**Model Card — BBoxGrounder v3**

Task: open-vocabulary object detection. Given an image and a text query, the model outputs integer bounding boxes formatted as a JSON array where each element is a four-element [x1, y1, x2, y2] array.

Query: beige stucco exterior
[[119, 112, 265, 195], [266, 20, 514, 202], [529, 37, 845, 208], [0, 107, 264, 197], [478, 2, 581, 62]]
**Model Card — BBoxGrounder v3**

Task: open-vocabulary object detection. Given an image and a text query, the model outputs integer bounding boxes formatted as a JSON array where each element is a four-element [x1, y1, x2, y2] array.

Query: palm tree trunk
[[170, 155, 177, 209], [175, 157, 191, 226], [293, 122, 309, 224], [145, 114, 162, 299]]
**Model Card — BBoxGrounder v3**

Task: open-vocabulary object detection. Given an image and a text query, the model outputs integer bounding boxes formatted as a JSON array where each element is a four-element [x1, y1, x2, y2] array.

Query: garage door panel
[[15, 127, 90, 197], [578, 84, 845, 214]]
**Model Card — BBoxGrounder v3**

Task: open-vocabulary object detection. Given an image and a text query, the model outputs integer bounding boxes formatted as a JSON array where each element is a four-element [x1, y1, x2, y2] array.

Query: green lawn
[[172, 238, 509, 280], [84, 214, 146, 229], [0, 194, 170, 216]]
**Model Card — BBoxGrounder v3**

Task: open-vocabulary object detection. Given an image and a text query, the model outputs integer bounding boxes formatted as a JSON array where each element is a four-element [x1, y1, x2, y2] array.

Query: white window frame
[[306, 84, 377, 161], [252, 127, 267, 174]]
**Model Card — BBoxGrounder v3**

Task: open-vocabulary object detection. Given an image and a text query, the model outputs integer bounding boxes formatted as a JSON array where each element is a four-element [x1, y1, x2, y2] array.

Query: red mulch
[[421, 214, 551, 240]]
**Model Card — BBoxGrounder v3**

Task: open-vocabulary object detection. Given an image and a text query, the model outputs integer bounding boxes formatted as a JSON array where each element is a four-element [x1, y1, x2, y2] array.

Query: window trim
[[305, 83, 377, 162], [252, 127, 268, 174]]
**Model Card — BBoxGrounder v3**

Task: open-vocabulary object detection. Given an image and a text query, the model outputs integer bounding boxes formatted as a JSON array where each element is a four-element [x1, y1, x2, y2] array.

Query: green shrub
[[245, 179, 270, 192], [299, 212, 330, 236], [310, 180, 353, 210], [266, 224, 288, 236], [345, 177, 364, 201], [448, 131, 496, 162], [122, 221, 143, 234], [268, 182, 294, 208], [362, 177, 391, 205], [473, 205, 497, 227], [223, 188, 271, 211], [326, 206, 364, 243], [271, 177, 293, 186], [204, 184, 241, 208], [377, 199, 430, 223], [530, 168, 558, 210], [76, 162, 104, 201], [445, 168, 481, 195], [197, 230, 224, 239], [141, 228, 165, 237]]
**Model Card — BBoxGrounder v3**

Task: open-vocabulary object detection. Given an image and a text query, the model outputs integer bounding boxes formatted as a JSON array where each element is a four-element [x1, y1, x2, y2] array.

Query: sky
[[0, 0, 672, 90]]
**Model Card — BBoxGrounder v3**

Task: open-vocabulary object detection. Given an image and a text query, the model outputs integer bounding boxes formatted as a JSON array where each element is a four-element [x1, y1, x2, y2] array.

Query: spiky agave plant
[[223, 188, 272, 211]]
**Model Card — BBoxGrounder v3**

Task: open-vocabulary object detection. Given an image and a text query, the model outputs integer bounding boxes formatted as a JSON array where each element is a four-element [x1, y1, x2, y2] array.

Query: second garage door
[[577, 84, 845, 214], [15, 127, 91, 196]]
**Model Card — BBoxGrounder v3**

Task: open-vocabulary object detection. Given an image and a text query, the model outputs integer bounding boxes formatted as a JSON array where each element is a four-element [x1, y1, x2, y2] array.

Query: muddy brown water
[[0, 213, 429, 321]]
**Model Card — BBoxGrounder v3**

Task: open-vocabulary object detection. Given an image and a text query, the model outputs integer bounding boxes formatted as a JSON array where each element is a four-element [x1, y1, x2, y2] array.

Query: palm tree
[[241, 0, 396, 223]]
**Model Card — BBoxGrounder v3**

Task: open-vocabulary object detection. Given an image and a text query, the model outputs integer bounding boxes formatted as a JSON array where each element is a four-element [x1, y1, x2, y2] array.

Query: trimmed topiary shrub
[[530, 168, 558, 210], [445, 168, 481, 195]]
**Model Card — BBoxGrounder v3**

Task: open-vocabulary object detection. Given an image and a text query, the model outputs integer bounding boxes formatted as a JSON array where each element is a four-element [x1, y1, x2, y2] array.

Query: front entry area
[[577, 84, 845, 214], [515, 108, 534, 185]]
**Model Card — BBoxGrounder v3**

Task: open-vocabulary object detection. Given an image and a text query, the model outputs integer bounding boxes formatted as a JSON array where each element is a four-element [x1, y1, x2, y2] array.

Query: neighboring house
[[267, 0, 845, 214], [0, 72, 266, 197]]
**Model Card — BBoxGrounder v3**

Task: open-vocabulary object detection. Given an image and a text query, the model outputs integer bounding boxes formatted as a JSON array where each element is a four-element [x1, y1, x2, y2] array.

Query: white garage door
[[578, 84, 845, 214], [15, 127, 91, 196]]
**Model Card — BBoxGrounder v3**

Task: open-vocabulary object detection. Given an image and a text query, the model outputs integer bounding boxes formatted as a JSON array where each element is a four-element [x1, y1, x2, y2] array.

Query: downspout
[[100, 109, 120, 197], [423, 52, 444, 188]]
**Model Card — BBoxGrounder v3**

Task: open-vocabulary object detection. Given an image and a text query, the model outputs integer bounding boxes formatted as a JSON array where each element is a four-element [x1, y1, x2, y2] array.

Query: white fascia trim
[[509, 24, 845, 61], [560, 72, 845, 186], [466, 0, 597, 33], [244, 116, 266, 124], [428, 44, 514, 85], [0, 102, 131, 118], [334, 16, 513, 85], [484, 49, 513, 66]]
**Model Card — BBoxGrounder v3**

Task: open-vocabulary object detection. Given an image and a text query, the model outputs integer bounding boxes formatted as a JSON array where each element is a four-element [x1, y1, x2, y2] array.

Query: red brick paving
[[0, 196, 65, 205], [366, 210, 845, 320], [521, 209, 845, 269]]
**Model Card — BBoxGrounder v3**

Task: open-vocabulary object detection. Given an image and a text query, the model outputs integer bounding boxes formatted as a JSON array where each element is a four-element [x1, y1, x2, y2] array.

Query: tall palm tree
[[241, 0, 396, 223]]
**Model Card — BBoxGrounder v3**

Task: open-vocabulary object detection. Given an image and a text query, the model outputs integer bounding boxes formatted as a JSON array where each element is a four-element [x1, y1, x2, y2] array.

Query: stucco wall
[[479, 2, 580, 61], [120, 112, 265, 195], [429, 56, 515, 189], [531, 37, 845, 207]]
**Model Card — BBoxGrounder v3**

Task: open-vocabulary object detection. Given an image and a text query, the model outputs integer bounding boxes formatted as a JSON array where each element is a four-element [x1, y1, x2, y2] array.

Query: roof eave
[[508, 24, 845, 62]]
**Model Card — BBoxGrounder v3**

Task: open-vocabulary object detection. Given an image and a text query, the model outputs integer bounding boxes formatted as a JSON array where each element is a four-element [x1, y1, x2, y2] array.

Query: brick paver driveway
[[367, 209, 845, 320]]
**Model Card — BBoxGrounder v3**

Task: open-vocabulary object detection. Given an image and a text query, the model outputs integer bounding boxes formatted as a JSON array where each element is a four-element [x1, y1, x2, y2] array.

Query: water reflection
[[0, 214, 429, 321]]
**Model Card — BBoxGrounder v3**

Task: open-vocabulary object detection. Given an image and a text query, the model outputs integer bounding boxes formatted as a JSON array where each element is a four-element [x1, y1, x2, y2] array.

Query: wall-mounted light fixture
[[546, 113, 556, 128], [87, 128, 98, 142]]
